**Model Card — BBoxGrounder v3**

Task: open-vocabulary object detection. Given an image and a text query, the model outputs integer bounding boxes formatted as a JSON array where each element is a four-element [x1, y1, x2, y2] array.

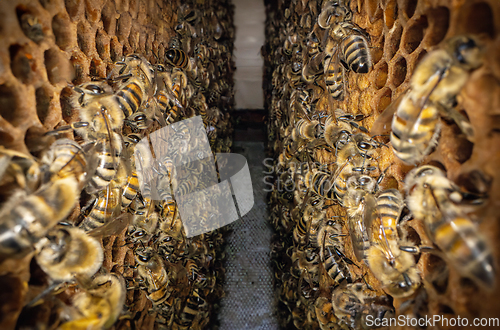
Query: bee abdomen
[[122, 172, 139, 208], [433, 217, 495, 287], [341, 35, 372, 73], [116, 81, 144, 117]]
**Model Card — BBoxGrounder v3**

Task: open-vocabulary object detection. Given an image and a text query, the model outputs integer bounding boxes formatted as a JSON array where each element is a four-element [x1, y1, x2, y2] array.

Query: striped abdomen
[[36, 228, 103, 281], [307, 170, 335, 200], [333, 163, 353, 204], [294, 119, 320, 141], [79, 187, 120, 232], [46, 139, 87, 181], [146, 268, 170, 306], [341, 34, 372, 74], [391, 97, 440, 164], [115, 79, 146, 118], [178, 289, 206, 326], [429, 216, 495, 288], [156, 91, 178, 124], [165, 49, 189, 69], [0, 177, 79, 257], [87, 138, 122, 192], [121, 171, 139, 208], [292, 209, 308, 245], [324, 56, 344, 99], [323, 245, 352, 284], [376, 189, 404, 244]]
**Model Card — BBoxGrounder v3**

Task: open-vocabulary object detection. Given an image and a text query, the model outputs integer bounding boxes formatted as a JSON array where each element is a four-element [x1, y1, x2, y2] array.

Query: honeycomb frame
[[264, 0, 500, 329], [0, 0, 235, 329]]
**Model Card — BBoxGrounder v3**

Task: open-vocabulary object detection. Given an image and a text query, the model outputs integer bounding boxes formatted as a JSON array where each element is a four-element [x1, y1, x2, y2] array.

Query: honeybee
[[329, 21, 372, 74], [323, 114, 351, 150], [109, 54, 155, 94], [293, 118, 321, 142], [323, 49, 345, 101], [177, 4, 199, 26], [302, 26, 327, 84], [19, 13, 44, 43], [35, 226, 103, 282], [314, 296, 340, 330], [60, 273, 126, 330], [372, 35, 482, 164], [71, 82, 114, 108], [57, 89, 126, 195], [366, 189, 421, 298], [79, 183, 122, 233], [317, 0, 352, 30], [292, 246, 322, 285], [86, 132, 125, 194], [332, 282, 394, 329], [121, 170, 139, 208], [0, 139, 89, 259], [405, 165, 495, 289], [156, 64, 184, 121], [292, 200, 325, 246], [132, 246, 172, 306], [126, 211, 158, 246], [157, 213, 186, 262], [174, 288, 209, 329], [317, 218, 354, 285], [305, 168, 336, 200], [165, 48, 190, 70], [344, 174, 377, 262], [332, 133, 380, 203], [322, 20, 372, 100], [67, 89, 124, 142], [0, 146, 40, 191], [114, 76, 153, 124]]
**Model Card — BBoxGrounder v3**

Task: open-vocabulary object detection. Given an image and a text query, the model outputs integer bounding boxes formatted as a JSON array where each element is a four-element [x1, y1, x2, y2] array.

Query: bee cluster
[[264, 0, 500, 329], [0, 0, 235, 329]]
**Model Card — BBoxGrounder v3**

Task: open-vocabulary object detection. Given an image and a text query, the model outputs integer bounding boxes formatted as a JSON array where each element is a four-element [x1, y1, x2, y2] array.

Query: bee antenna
[[26, 281, 62, 307], [119, 241, 135, 248]]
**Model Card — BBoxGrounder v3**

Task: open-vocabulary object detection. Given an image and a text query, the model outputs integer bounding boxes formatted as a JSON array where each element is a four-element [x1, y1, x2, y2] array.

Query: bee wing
[[347, 215, 366, 262], [87, 212, 132, 238], [367, 200, 397, 262], [0, 152, 12, 181], [147, 95, 167, 127], [393, 68, 448, 138], [370, 90, 408, 136], [348, 194, 375, 262], [434, 102, 475, 142], [156, 76, 184, 111]]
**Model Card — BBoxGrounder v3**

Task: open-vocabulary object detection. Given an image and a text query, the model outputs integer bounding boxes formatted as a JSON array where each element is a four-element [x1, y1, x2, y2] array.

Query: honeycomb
[[263, 0, 500, 329], [0, 0, 235, 329]]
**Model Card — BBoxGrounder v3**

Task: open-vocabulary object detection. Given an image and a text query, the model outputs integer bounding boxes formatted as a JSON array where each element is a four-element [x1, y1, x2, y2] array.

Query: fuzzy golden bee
[[372, 35, 482, 164]]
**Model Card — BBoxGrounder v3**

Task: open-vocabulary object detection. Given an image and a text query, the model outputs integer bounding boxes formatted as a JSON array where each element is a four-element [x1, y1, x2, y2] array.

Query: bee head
[[452, 36, 483, 70]]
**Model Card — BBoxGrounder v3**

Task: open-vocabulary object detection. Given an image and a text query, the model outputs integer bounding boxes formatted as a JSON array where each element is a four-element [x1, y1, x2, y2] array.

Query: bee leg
[[25, 281, 63, 307], [360, 273, 375, 291], [436, 103, 475, 142], [44, 122, 90, 135], [399, 245, 434, 254], [374, 166, 390, 192]]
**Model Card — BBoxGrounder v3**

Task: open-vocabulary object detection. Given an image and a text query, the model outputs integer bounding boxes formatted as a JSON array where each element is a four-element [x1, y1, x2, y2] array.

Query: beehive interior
[[0, 0, 235, 329], [0, 0, 499, 329], [263, 0, 500, 329]]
